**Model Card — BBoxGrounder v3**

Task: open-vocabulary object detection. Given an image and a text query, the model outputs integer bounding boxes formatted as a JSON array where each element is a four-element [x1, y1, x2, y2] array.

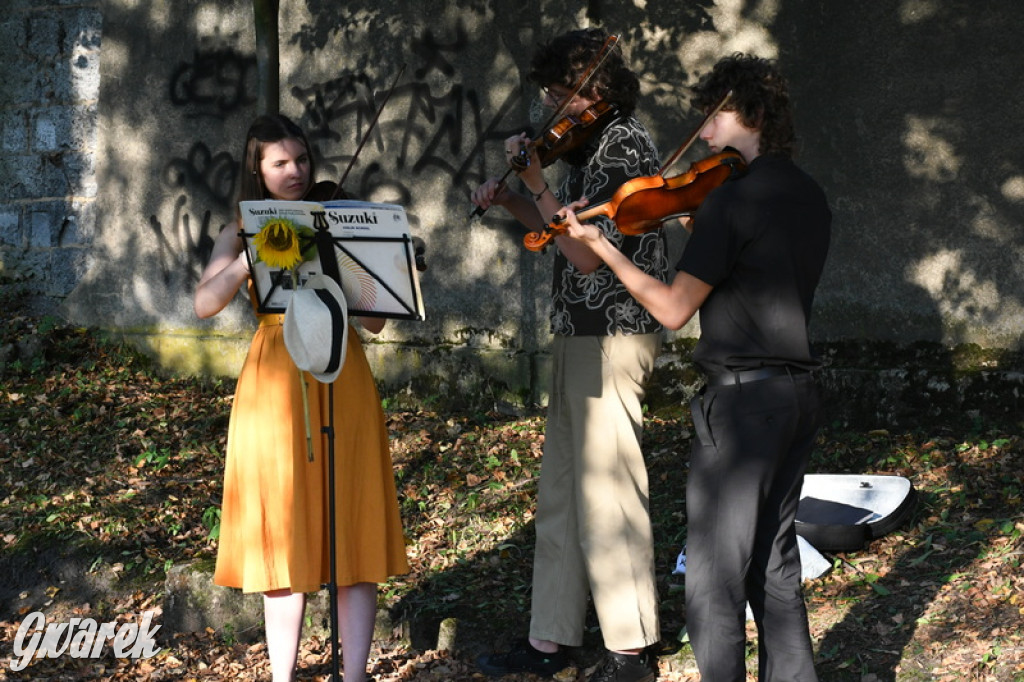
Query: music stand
[[239, 199, 425, 320], [243, 199, 424, 681]]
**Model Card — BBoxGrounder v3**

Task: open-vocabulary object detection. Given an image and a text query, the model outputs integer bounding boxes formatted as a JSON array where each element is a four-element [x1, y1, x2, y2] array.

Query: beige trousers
[[529, 332, 662, 651]]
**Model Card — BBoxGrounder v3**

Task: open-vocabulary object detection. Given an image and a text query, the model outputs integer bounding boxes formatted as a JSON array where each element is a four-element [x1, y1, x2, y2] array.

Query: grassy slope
[[0, 314, 1021, 680]]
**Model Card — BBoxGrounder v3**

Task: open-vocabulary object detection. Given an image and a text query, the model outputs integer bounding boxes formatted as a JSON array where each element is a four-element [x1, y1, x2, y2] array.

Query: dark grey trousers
[[686, 373, 821, 682]]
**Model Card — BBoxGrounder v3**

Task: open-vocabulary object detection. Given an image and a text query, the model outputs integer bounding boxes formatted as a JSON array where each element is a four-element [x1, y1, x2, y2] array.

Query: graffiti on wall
[[142, 141, 237, 286], [293, 22, 524, 204], [144, 43, 258, 286], [152, 21, 524, 284], [169, 45, 258, 119]]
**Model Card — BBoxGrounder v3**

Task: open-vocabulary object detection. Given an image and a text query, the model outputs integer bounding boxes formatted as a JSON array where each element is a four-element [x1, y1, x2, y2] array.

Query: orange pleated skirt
[[214, 314, 409, 594]]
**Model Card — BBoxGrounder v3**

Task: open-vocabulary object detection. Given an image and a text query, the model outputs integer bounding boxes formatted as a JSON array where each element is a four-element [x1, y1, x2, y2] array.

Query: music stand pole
[[322, 383, 340, 682], [313, 215, 343, 681]]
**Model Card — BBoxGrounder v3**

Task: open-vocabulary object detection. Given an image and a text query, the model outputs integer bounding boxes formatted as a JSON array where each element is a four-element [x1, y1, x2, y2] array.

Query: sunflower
[[253, 218, 303, 270]]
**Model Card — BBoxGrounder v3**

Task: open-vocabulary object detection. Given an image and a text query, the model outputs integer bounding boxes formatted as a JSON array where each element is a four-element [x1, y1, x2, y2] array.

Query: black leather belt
[[705, 366, 808, 387]]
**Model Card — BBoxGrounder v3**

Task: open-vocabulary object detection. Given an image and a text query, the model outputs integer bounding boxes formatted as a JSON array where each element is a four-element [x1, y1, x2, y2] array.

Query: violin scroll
[[522, 221, 566, 252], [411, 236, 427, 272], [470, 35, 621, 220]]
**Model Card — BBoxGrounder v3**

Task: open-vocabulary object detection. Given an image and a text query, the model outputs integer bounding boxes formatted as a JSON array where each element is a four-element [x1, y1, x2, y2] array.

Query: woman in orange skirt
[[194, 114, 408, 682]]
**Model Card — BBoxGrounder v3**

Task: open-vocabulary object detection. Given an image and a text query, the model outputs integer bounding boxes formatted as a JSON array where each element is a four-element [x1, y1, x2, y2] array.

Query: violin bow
[[658, 89, 733, 177], [470, 34, 620, 219], [329, 63, 407, 200]]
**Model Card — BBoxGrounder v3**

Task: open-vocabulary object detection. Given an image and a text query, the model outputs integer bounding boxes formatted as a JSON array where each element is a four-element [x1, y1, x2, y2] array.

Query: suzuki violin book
[[239, 200, 425, 319]]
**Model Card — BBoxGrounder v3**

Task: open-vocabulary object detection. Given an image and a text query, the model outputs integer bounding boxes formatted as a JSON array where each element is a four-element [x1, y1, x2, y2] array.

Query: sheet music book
[[239, 199, 425, 319]]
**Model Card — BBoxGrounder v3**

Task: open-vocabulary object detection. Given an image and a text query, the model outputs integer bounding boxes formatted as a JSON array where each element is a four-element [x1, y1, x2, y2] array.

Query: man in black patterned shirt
[[471, 28, 666, 682]]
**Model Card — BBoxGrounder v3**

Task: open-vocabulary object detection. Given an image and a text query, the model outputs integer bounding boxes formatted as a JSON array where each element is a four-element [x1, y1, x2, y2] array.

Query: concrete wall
[[1, 1, 102, 305], [3, 0, 1024, 408]]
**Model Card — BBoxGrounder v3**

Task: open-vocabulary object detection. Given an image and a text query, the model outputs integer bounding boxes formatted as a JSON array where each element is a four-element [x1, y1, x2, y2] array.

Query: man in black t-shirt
[[562, 54, 831, 682]]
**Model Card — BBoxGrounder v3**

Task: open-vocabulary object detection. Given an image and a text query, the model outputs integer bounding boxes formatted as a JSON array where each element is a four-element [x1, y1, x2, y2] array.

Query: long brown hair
[[235, 114, 317, 216]]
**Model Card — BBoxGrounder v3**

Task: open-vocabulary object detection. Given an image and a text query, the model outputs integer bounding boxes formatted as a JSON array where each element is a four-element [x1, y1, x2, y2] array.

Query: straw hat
[[283, 274, 348, 383]]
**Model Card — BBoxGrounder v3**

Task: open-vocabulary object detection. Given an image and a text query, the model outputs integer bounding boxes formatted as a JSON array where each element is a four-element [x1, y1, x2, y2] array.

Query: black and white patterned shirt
[[550, 115, 668, 336]]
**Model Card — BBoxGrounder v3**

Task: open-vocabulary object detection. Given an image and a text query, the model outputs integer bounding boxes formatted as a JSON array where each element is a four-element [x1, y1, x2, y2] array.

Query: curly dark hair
[[692, 54, 796, 158], [528, 28, 640, 117]]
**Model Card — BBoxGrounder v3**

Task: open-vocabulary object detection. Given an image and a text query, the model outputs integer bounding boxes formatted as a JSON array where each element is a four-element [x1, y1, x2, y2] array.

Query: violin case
[[795, 474, 917, 552], [674, 473, 916, 584]]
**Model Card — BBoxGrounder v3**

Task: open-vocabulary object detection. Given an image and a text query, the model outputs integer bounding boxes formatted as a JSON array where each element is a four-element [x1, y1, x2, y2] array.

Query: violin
[[470, 34, 621, 219], [305, 180, 351, 202], [522, 89, 739, 251], [522, 149, 746, 251], [510, 101, 618, 171]]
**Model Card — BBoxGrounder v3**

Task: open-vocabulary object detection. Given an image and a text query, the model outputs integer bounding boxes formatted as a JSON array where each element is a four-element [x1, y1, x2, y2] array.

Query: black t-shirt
[[676, 154, 832, 374]]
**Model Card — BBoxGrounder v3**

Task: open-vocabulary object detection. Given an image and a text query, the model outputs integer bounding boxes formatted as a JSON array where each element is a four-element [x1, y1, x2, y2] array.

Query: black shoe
[[476, 638, 569, 677], [587, 650, 656, 682]]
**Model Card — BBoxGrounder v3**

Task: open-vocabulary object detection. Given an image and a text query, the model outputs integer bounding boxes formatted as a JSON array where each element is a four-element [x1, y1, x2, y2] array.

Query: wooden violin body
[[513, 102, 618, 171], [523, 149, 747, 252]]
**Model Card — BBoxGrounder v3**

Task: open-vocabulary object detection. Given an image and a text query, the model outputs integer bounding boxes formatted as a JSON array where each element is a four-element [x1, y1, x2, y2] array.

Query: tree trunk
[[252, 0, 280, 115]]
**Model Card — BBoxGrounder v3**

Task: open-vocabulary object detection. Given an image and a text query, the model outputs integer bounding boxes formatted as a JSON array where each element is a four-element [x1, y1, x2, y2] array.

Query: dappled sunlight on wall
[[8, 0, 1014, 372], [191, 4, 249, 37], [1002, 176, 1024, 202], [907, 249, 1023, 338], [899, 0, 941, 24], [898, 107, 1024, 345], [902, 115, 961, 183], [704, 0, 779, 55], [679, 1, 778, 89]]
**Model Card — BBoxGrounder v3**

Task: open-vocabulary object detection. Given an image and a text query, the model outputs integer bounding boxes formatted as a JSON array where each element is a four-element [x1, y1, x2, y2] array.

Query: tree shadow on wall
[[778, 3, 1024, 679], [278, 0, 725, 403]]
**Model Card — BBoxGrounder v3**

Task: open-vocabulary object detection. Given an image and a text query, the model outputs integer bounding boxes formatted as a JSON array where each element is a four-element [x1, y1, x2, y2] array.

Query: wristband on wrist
[[529, 182, 549, 201]]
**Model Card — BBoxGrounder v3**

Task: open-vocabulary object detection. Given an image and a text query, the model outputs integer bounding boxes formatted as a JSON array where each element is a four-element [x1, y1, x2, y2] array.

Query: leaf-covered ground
[[1, 313, 1022, 681]]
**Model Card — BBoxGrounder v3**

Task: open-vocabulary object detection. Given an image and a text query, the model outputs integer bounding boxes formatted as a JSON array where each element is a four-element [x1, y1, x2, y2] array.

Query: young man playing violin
[[561, 54, 832, 682], [471, 28, 667, 682]]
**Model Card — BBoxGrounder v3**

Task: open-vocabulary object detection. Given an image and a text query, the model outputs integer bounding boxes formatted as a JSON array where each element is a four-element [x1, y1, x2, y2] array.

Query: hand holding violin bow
[[468, 34, 621, 220]]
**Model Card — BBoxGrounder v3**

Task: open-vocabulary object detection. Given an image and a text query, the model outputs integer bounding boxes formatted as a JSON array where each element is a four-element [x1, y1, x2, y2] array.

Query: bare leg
[[337, 582, 377, 682], [263, 589, 305, 682]]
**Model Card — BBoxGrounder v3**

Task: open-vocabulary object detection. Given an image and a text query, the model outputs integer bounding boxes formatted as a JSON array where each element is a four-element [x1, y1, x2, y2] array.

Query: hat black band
[[314, 288, 345, 375]]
